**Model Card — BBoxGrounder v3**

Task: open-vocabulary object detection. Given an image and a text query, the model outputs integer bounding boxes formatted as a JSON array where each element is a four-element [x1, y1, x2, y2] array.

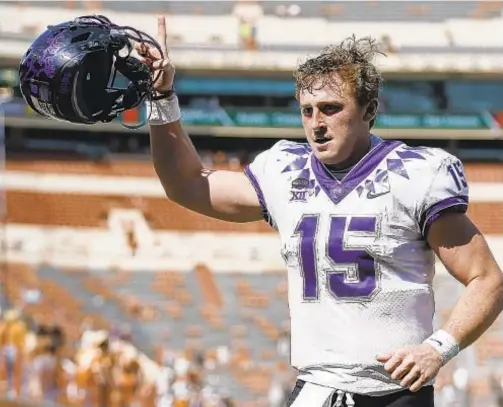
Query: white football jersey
[[244, 135, 469, 395]]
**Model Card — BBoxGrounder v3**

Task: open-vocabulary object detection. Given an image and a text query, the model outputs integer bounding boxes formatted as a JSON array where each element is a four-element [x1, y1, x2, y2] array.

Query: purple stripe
[[244, 165, 274, 227], [420, 196, 469, 237]]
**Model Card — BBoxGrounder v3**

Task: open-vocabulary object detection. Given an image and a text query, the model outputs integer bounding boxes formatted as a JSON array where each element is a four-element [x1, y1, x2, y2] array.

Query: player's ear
[[363, 99, 378, 123]]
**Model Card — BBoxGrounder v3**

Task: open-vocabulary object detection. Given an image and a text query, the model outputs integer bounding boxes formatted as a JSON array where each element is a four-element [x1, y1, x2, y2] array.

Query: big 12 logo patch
[[290, 177, 313, 202]]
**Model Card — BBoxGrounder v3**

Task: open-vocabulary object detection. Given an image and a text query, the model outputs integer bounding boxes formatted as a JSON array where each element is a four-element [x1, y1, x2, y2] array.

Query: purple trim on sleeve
[[244, 165, 275, 228], [420, 195, 469, 237]]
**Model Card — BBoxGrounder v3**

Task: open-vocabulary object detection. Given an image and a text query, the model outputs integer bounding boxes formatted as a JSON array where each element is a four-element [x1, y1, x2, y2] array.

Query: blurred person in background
[[143, 15, 503, 407], [25, 324, 63, 403], [276, 322, 290, 358], [233, 0, 261, 50], [435, 367, 469, 407], [89, 331, 115, 407], [113, 343, 143, 407], [0, 308, 28, 398], [268, 376, 286, 407]]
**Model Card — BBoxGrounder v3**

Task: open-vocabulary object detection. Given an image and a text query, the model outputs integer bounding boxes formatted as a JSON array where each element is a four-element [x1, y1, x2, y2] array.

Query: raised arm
[[150, 122, 261, 222], [140, 16, 262, 223]]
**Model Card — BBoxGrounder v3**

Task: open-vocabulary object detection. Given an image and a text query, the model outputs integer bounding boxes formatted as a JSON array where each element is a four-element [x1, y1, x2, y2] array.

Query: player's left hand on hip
[[376, 344, 442, 392]]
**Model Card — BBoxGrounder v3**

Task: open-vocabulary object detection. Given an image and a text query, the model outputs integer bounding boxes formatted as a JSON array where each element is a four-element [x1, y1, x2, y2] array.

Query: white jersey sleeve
[[418, 151, 469, 237], [244, 141, 287, 229]]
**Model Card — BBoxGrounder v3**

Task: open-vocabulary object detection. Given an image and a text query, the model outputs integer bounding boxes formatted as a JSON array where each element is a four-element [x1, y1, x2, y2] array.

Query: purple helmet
[[18, 15, 163, 125]]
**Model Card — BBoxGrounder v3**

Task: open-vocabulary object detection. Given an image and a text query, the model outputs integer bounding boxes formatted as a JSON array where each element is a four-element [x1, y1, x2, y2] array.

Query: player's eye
[[301, 107, 313, 117], [320, 104, 342, 115]]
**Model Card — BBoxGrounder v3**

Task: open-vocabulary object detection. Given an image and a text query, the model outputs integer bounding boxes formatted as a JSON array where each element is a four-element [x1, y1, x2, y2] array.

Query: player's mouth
[[314, 136, 331, 145]]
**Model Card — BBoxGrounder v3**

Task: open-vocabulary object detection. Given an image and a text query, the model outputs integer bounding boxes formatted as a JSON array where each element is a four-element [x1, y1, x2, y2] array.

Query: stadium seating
[[0, 259, 293, 405], [1, 2, 503, 54], [1, 260, 501, 405], [5, 190, 272, 232], [6, 159, 158, 178], [6, 1, 499, 22], [7, 157, 503, 181], [37, 266, 291, 402], [4, 161, 503, 235], [445, 18, 503, 48]]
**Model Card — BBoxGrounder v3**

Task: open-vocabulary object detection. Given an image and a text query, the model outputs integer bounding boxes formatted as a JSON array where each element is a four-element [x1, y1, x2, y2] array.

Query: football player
[[145, 16, 503, 407]]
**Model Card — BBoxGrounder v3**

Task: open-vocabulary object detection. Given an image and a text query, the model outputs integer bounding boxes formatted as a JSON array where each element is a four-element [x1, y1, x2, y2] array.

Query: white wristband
[[423, 329, 460, 365], [148, 95, 182, 125]]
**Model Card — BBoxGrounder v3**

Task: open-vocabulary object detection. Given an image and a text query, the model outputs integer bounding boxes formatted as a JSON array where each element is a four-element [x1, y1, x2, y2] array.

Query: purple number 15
[[294, 215, 378, 301], [447, 161, 467, 192]]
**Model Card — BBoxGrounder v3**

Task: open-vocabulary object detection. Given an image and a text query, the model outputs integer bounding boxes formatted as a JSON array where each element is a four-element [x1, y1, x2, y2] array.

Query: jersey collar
[[311, 136, 403, 204]]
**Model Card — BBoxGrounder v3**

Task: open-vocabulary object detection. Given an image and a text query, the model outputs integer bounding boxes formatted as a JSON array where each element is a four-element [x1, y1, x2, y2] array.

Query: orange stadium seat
[[194, 263, 223, 309], [6, 191, 273, 233], [464, 163, 503, 182], [467, 203, 503, 235], [6, 159, 157, 178]]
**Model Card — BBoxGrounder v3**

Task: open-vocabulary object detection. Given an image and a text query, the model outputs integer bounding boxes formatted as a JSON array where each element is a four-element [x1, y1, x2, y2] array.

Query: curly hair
[[293, 36, 385, 107]]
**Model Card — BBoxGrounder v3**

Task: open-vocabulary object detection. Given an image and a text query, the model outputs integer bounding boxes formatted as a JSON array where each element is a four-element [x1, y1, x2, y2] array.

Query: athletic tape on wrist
[[148, 95, 182, 125], [423, 329, 460, 365]]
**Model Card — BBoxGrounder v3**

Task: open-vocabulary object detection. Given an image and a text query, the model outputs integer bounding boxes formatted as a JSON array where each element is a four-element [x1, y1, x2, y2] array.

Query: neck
[[326, 135, 372, 171]]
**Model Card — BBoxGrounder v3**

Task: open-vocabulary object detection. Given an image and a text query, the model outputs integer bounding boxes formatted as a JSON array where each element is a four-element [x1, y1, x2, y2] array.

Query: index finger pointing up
[[157, 15, 168, 56]]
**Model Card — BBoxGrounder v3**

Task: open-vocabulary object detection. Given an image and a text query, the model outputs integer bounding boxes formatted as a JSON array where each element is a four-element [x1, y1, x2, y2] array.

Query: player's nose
[[313, 126, 327, 139], [310, 108, 325, 128]]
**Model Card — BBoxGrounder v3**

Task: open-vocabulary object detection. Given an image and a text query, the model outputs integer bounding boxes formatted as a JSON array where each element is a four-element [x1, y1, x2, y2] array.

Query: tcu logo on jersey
[[290, 177, 314, 203]]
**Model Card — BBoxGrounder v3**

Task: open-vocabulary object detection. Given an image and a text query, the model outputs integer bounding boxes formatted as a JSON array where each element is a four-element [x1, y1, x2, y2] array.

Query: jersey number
[[294, 215, 378, 301], [447, 161, 467, 192]]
